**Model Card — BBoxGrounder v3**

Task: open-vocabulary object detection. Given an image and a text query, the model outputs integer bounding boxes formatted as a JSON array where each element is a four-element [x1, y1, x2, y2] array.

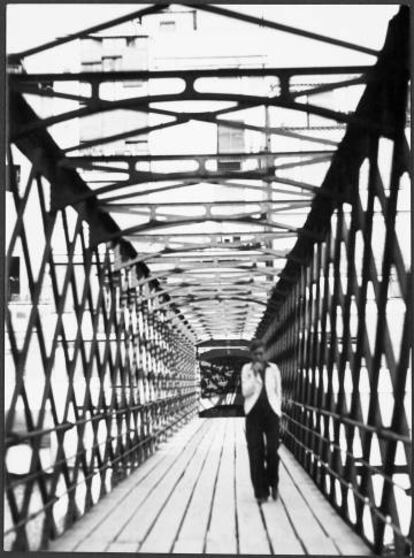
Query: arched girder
[[157, 294, 270, 312], [97, 180, 201, 205], [14, 75, 365, 114], [62, 148, 335, 165], [12, 85, 341, 149], [171, 294, 268, 307], [101, 206, 310, 223], [93, 215, 323, 246], [8, 4, 168, 60], [155, 286, 271, 303], [162, 280, 274, 292], [96, 171, 319, 195], [117, 209, 305, 225], [67, 171, 320, 206], [129, 265, 284, 289], [13, 90, 354, 141], [65, 152, 332, 176], [187, 3, 379, 56], [102, 198, 311, 212], [11, 65, 371, 85], [122, 240, 289, 266], [163, 280, 272, 292]]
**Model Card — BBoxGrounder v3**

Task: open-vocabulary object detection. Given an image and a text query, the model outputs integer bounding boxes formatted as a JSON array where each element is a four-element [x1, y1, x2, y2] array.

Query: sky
[[7, 4, 399, 57]]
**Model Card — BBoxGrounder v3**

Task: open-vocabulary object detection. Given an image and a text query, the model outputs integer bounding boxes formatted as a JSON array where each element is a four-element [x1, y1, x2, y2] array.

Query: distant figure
[[241, 339, 282, 504]]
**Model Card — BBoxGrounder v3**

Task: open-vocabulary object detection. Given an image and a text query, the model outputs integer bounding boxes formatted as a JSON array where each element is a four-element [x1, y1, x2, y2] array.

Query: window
[[124, 139, 148, 155], [159, 20, 176, 32], [102, 56, 121, 72], [217, 122, 245, 172], [81, 61, 102, 73]]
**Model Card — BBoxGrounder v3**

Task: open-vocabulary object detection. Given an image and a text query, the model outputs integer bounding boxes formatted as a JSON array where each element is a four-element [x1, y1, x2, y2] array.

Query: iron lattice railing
[[259, 7, 411, 556], [5, 106, 198, 550]]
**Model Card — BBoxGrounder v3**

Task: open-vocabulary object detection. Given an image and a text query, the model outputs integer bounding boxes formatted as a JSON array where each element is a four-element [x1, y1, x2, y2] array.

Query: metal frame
[[5, 3, 411, 554], [5, 95, 198, 553], [260, 8, 411, 555], [7, 4, 369, 340]]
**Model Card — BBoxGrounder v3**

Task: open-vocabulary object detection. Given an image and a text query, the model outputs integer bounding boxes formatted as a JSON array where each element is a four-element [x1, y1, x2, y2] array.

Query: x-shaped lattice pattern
[[4, 4, 411, 555], [5, 144, 198, 550], [261, 8, 411, 555]]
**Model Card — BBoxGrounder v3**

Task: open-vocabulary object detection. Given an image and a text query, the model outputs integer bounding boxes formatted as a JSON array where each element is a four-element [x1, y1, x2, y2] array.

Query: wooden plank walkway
[[47, 417, 372, 555]]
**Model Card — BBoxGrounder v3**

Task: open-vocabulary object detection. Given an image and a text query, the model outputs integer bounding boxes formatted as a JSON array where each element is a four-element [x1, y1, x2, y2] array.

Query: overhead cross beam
[[54, 171, 324, 208], [100, 199, 311, 211], [6, 1, 384, 348], [8, 4, 169, 60], [186, 4, 379, 56], [60, 148, 335, 165], [92, 215, 324, 247], [11, 88, 354, 142], [10, 65, 372, 83], [63, 152, 333, 175]]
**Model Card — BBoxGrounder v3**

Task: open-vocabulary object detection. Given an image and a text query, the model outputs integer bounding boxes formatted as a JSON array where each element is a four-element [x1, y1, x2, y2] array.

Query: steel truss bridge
[[4, 4, 411, 555]]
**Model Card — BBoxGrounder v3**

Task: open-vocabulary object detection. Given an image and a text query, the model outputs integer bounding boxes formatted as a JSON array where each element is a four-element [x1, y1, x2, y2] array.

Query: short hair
[[249, 338, 264, 352]]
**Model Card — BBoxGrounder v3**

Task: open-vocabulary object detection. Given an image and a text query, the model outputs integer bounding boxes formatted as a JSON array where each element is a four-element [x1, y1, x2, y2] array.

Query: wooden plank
[[106, 541, 138, 552], [48, 418, 373, 556], [74, 418, 208, 552], [204, 418, 238, 554], [236, 420, 304, 555], [279, 446, 373, 555], [234, 418, 271, 555], [139, 419, 219, 553], [173, 418, 227, 554], [115, 417, 211, 547], [261, 497, 305, 555], [47, 423, 190, 553], [278, 458, 340, 555]]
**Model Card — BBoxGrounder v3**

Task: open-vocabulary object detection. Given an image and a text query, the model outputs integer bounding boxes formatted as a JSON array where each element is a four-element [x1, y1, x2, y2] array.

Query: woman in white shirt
[[241, 339, 282, 504]]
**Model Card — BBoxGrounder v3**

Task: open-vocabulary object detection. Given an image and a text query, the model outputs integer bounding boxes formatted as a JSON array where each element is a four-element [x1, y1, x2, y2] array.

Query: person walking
[[241, 338, 282, 504]]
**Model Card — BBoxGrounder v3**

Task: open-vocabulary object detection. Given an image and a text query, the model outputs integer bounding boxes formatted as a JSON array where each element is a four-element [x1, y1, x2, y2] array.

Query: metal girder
[[10, 65, 371, 83], [61, 149, 335, 166], [101, 204, 311, 222], [7, 5, 410, 552], [164, 279, 273, 290], [146, 256, 286, 268], [258, 8, 411, 556], [56, 170, 321, 207], [186, 4, 379, 56], [8, 91, 138, 265], [11, 89, 354, 144], [118, 241, 289, 266], [93, 215, 323, 247], [68, 153, 332, 176], [8, 4, 168, 60], [154, 285, 271, 301], [126, 264, 284, 286], [123, 232, 299, 243], [101, 199, 311, 211], [197, 339, 250, 348], [105, 206, 309, 223], [95, 178, 319, 205], [257, 6, 410, 338], [156, 294, 269, 311]]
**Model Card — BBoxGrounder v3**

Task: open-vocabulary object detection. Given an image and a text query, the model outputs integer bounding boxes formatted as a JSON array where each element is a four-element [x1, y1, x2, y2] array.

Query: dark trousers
[[245, 398, 280, 499]]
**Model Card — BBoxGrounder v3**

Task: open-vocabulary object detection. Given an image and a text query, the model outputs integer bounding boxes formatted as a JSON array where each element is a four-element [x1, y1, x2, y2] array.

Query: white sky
[[7, 4, 399, 56]]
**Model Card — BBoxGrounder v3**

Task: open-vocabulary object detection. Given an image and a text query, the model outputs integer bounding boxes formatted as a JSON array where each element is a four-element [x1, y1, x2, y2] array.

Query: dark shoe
[[256, 496, 268, 504], [271, 485, 278, 501]]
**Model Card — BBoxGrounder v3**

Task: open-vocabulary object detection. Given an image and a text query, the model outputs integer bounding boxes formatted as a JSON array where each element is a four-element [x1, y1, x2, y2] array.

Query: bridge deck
[[47, 417, 372, 555]]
